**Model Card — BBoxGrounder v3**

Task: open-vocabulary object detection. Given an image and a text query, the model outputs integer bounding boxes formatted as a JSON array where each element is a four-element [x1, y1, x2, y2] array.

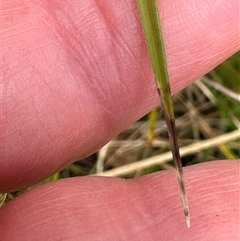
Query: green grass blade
[[136, 0, 190, 227]]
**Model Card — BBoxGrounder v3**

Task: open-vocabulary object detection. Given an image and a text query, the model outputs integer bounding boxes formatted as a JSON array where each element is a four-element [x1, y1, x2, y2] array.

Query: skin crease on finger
[[1, 0, 239, 191], [1, 161, 239, 240]]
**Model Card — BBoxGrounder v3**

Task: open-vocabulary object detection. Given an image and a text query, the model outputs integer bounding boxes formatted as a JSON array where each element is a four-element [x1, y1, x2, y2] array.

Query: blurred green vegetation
[[67, 52, 240, 175]]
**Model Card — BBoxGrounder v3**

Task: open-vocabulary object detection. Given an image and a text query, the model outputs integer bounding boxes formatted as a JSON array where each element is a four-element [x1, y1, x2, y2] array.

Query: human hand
[[1, 0, 239, 240]]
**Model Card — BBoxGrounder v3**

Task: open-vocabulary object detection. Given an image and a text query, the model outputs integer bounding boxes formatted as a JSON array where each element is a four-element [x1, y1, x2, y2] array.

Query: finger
[[2, 0, 239, 191], [1, 161, 239, 240]]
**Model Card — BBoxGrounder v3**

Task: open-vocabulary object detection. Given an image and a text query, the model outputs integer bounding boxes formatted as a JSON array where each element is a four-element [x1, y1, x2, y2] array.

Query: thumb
[[1, 161, 239, 240]]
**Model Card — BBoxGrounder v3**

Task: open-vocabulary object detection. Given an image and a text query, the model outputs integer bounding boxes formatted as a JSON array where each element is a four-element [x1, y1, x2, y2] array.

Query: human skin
[[1, 0, 239, 240]]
